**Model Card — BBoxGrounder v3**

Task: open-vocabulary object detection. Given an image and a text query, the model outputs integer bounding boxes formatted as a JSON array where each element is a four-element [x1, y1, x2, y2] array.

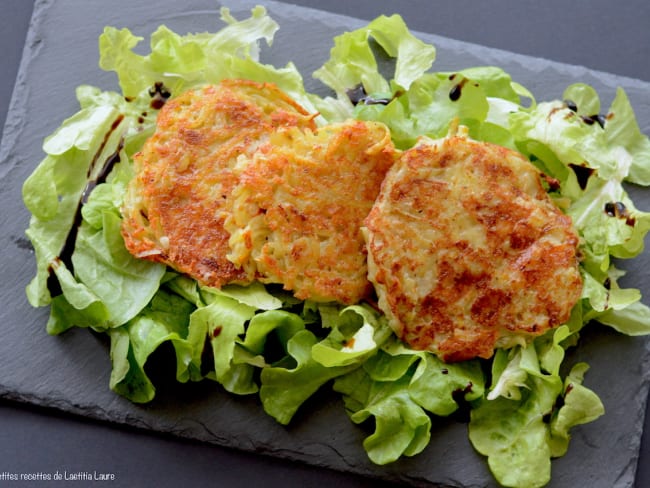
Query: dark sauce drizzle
[[448, 77, 467, 101], [604, 201, 636, 226], [46, 115, 125, 297], [448, 74, 478, 102], [540, 173, 561, 192], [345, 83, 399, 106], [48, 81, 172, 295], [563, 99, 578, 113], [568, 163, 596, 190], [450, 382, 474, 423], [580, 113, 607, 129], [563, 99, 608, 129], [149, 81, 172, 110]]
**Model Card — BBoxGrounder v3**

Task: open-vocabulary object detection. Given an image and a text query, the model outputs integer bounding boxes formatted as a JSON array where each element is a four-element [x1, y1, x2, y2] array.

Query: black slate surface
[[1, 0, 650, 487]]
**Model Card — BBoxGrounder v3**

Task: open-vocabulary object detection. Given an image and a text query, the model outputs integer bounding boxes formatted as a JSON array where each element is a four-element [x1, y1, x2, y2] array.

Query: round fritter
[[121, 79, 316, 287], [364, 133, 583, 361], [224, 120, 396, 304]]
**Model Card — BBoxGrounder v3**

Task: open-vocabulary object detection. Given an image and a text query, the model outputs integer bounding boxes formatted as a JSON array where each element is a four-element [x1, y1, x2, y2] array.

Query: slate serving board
[[1, 0, 650, 486]]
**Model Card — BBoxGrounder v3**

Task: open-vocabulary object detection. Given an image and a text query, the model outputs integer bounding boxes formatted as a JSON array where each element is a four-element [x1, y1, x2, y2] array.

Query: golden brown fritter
[[224, 120, 396, 304], [120, 79, 316, 287], [364, 131, 583, 361]]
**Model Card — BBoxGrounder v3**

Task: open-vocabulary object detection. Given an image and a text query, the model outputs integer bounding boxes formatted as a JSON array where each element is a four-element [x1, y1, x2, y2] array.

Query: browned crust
[[120, 79, 317, 288]]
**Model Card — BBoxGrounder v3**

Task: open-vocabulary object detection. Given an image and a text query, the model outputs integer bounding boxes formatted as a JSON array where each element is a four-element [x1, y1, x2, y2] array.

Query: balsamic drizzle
[[47, 81, 172, 296], [149, 81, 171, 110], [563, 99, 608, 129], [563, 99, 578, 113], [448, 74, 478, 102], [580, 113, 607, 129], [345, 83, 398, 106], [568, 163, 596, 191], [604, 201, 636, 226], [46, 115, 125, 297], [448, 74, 467, 102]]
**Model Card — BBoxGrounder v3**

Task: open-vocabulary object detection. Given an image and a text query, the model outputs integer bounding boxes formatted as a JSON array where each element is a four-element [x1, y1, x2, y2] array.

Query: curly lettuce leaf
[[73, 209, 166, 328], [186, 294, 257, 394], [23, 88, 165, 331], [600, 87, 650, 185], [408, 351, 484, 416], [595, 300, 650, 336], [23, 94, 129, 307], [99, 6, 276, 97], [260, 329, 357, 425], [352, 66, 529, 149], [314, 14, 435, 95], [334, 340, 484, 464], [568, 175, 650, 271], [98, 6, 315, 115], [549, 363, 605, 457], [470, 336, 604, 488], [311, 303, 393, 367], [256, 303, 394, 424], [312, 14, 436, 122], [470, 384, 558, 488], [109, 288, 196, 403], [353, 71, 488, 149], [333, 365, 432, 465], [221, 308, 304, 395], [45, 267, 109, 335], [22, 80, 166, 327]]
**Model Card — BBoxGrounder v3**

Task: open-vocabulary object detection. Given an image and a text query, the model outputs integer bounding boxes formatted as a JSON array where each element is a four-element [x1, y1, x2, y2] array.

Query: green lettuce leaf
[[23, 98, 127, 308], [595, 300, 650, 335], [187, 294, 257, 394], [98, 6, 316, 115], [109, 288, 195, 402], [22, 79, 165, 326], [549, 363, 605, 457], [470, 386, 556, 488], [351, 66, 529, 149], [312, 14, 436, 122], [73, 209, 166, 328], [600, 87, 650, 185], [469, 361, 562, 486], [99, 6, 277, 98], [314, 14, 435, 95], [333, 365, 431, 465], [45, 267, 109, 335], [311, 303, 393, 367], [225, 309, 305, 395], [470, 335, 604, 488], [334, 340, 484, 464], [207, 281, 283, 311], [260, 329, 356, 425], [408, 352, 484, 416]]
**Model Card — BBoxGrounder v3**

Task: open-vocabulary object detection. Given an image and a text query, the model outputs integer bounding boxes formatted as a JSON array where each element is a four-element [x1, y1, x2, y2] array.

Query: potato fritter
[[224, 120, 396, 304], [120, 79, 316, 287], [364, 132, 583, 361]]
